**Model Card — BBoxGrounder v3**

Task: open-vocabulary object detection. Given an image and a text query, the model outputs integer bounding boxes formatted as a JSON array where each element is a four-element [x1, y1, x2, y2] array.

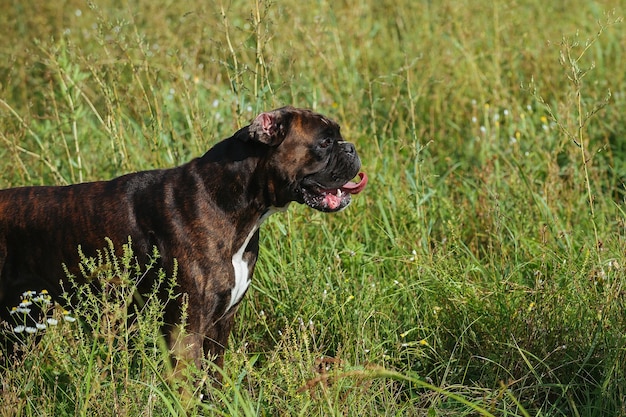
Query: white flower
[[13, 325, 25, 333], [63, 315, 76, 323], [25, 327, 37, 334], [47, 318, 59, 326], [36, 323, 47, 330]]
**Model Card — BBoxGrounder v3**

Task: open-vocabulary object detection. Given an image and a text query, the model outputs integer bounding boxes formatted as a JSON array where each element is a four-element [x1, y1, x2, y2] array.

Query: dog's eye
[[318, 138, 333, 149]]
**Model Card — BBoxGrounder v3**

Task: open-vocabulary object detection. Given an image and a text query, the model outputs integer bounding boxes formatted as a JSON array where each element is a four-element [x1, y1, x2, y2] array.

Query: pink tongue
[[340, 172, 368, 194]]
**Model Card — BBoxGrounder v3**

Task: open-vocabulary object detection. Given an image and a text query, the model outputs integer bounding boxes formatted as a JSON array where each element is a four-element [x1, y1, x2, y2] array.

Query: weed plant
[[1, 0, 625, 415]]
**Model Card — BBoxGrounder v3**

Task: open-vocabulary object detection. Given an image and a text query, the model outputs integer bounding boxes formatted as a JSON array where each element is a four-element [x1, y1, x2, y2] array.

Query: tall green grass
[[1, 0, 625, 415]]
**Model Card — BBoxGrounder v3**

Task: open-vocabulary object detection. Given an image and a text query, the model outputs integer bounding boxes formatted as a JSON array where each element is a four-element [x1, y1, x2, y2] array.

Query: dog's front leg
[[203, 311, 236, 372]]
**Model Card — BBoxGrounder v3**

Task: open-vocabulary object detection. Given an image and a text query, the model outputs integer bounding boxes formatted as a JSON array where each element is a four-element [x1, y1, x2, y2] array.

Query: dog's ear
[[249, 107, 293, 146]]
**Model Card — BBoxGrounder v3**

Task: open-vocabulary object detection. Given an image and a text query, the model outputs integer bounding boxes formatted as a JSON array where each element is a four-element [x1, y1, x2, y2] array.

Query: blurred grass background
[[1, 0, 625, 415]]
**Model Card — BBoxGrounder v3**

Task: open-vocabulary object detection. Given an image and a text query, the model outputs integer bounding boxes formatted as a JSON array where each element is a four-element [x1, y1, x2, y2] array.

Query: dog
[[0, 106, 367, 372]]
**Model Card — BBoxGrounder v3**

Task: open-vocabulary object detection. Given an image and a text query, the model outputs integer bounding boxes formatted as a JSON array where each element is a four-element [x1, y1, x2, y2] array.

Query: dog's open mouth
[[302, 172, 368, 212]]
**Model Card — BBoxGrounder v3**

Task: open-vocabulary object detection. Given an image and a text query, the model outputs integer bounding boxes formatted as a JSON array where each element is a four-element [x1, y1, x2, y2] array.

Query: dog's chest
[[226, 206, 287, 312], [227, 228, 257, 312]]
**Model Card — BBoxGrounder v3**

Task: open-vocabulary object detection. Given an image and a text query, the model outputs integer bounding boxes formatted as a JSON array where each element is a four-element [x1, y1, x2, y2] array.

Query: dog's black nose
[[343, 142, 356, 155]]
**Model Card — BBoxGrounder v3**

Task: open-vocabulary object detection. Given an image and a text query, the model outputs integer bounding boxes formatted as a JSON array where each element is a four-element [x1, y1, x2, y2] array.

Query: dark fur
[[0, 106, 361, 371]]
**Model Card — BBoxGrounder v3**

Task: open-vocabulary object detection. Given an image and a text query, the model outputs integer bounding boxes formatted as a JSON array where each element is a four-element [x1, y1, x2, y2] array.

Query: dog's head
[[245, 106, 367, 212]]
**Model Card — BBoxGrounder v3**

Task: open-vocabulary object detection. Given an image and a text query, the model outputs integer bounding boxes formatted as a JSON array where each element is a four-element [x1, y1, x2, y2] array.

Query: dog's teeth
[[336, 189, 342, 197]]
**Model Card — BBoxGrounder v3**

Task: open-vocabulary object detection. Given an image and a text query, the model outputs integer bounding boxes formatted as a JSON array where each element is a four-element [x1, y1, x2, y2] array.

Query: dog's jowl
[[0, 106, 367, 372]]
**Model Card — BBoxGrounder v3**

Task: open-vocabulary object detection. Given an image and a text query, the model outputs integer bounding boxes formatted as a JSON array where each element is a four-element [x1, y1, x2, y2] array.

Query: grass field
[[1, 0, 626, 415]]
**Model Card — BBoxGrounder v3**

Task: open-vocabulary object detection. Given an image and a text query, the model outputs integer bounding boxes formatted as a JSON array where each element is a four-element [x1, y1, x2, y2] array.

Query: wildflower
[[25, 327, 37, 334], [22, 290, 36, 298], [62, 310, 77, 323], [47, 318, 59, 326], [36, 323, 47, 330], [63, 315, 76, 323], [37, 296, 52, 305], [16, 306, 31, 314], [13, 325, 25, 333]]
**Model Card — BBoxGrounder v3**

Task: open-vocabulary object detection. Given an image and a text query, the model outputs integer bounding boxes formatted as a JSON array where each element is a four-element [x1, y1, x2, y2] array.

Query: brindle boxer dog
[[0, 106, 367, 373]]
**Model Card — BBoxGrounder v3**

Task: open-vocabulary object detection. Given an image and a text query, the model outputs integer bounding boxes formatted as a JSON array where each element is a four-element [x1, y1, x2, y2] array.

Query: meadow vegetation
[[1, 0, 625, 415]]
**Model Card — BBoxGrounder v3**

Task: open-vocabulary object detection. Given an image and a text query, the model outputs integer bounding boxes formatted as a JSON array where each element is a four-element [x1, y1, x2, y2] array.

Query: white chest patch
[[226, 205, 289, 312]]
